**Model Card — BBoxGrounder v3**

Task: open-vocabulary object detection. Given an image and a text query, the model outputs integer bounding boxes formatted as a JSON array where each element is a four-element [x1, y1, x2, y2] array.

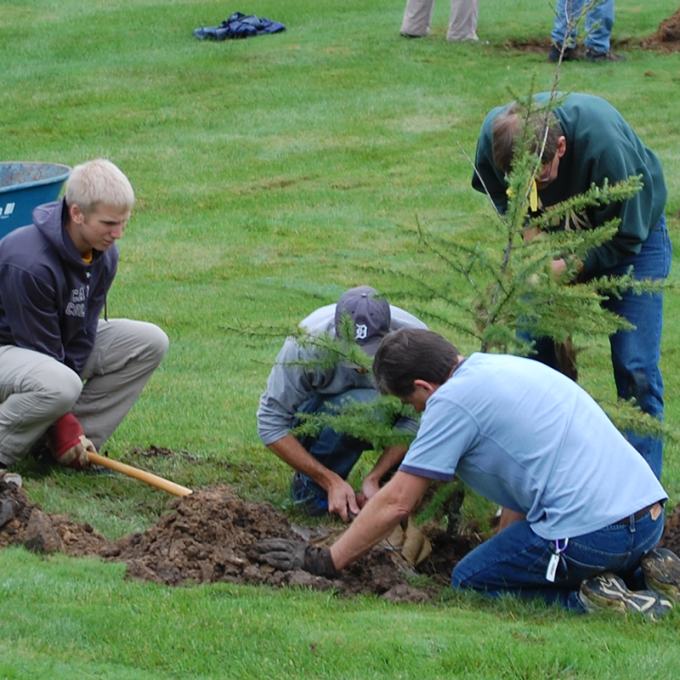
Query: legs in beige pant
[[0, 318, 168, 465], [401, 0, 435, 37], [0, 347, 82, 465], [447, 0, 479, 41], [401, 0, 479, 41]]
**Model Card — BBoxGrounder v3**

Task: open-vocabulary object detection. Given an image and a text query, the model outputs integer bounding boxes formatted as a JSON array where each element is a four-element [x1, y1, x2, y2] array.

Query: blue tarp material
[[193, 12, 286, 40]]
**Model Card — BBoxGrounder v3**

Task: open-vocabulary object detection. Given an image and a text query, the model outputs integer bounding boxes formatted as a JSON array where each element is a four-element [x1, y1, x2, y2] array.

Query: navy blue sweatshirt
[[0, 199, 118, 375]]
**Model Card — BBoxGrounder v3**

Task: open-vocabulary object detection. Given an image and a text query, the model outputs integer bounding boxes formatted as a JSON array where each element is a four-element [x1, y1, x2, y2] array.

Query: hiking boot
[[579, 572, 672, 621], [641, 549, 680, 602], [291, 472, 328, 517], [585, 49, 626, 63], [547, 44, 577, 63]]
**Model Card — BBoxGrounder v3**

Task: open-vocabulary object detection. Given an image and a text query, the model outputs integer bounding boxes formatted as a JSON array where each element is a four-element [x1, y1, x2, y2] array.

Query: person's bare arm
[[358, 444, 409, 507], [267, 435, 359, 521], [497, 507, 526, 533], [330, 471, 430, 569]]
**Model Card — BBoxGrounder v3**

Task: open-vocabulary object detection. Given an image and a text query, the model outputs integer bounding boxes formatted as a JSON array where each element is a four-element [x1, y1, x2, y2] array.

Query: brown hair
[[373, 329, 459, 398], [491, 102, 563, 175]]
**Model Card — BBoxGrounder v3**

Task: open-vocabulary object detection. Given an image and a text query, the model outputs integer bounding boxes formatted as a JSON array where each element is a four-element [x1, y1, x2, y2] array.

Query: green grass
[[2, 0, 680, 677], [2, 548, 680, 679]]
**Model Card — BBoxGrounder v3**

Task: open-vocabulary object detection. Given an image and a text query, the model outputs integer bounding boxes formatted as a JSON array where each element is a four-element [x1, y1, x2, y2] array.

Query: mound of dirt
[[659, 502, 680, 552], [3, 475, 680, 602], [641, 9, 680, 52], [0, 478, 475, 602], [506, 9, 680, 55], [0, 477, 110, 556]]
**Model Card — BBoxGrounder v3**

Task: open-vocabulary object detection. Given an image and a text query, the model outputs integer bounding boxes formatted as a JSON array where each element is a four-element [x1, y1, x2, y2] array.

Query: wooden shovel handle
[[88, 452, 193, 497]]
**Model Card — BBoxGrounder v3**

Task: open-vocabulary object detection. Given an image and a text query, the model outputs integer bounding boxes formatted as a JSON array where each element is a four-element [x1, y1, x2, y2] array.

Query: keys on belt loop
[[546, 538, 569, 583]]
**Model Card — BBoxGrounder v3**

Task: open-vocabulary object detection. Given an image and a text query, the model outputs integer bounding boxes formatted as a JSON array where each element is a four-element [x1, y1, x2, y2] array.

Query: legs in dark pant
[[452, 512, 664, 611], [601, 217, 671, 479], [523, 216, 671, 479], [291, 388, 377, 515]]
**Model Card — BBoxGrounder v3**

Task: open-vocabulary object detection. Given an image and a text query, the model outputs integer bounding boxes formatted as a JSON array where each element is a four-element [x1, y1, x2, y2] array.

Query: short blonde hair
[[65, 159, 135, 215]]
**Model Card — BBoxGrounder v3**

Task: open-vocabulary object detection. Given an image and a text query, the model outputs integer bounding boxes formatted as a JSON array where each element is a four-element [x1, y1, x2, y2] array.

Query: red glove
[[47, 414, 95, 470]]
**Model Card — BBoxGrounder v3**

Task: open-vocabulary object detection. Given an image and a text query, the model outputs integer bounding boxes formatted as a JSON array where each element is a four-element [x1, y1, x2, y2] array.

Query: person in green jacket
[[472, 93, 671, 480]]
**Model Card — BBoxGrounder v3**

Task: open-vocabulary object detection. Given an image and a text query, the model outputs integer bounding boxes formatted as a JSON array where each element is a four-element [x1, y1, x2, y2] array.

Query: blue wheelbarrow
[[0, 162, 71, 240]]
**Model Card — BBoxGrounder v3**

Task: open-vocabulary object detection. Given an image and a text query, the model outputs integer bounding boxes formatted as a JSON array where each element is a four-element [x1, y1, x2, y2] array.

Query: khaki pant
[[401, 0, 479, 41], [0, 319, 168, 465]]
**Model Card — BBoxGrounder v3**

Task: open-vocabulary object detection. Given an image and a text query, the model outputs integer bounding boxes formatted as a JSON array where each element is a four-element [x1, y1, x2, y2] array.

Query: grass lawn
[[1, 1, 680, 677]]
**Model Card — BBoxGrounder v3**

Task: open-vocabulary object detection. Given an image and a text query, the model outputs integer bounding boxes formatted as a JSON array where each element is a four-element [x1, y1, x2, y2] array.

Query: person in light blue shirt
[[261, 328, 680, 618]]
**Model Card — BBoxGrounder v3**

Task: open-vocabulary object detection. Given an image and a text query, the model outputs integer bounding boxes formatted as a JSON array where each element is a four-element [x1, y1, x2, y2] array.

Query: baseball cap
[[334, 285, 391, 356]]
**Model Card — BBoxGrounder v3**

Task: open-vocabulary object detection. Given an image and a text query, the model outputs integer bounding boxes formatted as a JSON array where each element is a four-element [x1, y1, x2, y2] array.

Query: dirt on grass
[[2, 465, 679, 603], [659, 502, 680, 553], [0, 474, 481, 603], [506, 8, 680, 55], [640, 8, 680, 52]]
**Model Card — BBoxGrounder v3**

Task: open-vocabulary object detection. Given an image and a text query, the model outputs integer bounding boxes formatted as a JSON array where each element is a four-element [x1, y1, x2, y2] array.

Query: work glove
[[258, 539, 338, 577], [47, 414, 96, 470], [385, 516, 432, 567]]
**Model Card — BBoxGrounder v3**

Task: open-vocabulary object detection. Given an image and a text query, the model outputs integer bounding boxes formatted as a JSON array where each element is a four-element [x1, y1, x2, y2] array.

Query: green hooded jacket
[[472, 93, 667, 276]]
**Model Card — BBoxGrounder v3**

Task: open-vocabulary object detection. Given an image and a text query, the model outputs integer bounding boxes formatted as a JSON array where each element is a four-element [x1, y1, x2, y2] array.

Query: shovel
[[88, 452, 193, 497]]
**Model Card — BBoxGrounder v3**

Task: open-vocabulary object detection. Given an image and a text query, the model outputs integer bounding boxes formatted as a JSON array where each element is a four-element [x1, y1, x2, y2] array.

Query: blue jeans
[[525, 216, 672, 479], [551, 0, 614, 54], [452, 508, 664, 611], [291, 388, 377, 514]]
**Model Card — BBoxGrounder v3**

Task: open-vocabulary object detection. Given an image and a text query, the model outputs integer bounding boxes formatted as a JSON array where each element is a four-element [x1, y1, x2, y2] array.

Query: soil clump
[[659, 502, 680, 553], [0, 478, 475, 602], [506, 9, 680, 55], [2, 474, 680, 602], [641, 9, 680, 52]]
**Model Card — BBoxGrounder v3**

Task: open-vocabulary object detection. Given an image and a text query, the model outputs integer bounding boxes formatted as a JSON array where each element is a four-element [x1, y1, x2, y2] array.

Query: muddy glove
[[47, 414, 95, 470], [401, 517, 432, 567], [258, 539, 338, 577], [384, 516, 432, 567]]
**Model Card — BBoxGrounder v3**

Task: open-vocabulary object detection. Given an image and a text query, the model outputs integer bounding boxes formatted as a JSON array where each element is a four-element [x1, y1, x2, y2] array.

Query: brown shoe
[[641, 549, 680, 602]]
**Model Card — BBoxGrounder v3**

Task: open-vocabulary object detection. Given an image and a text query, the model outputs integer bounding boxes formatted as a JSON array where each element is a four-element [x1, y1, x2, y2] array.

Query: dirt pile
[[659, 502, 680, 552], [0, 479, 474, 602], [0, 476, 109, 556], [642, 9, 680, 52], [3, 475, 680, 602], [505, 8, 680, 55], [102, 486, 295, 586]]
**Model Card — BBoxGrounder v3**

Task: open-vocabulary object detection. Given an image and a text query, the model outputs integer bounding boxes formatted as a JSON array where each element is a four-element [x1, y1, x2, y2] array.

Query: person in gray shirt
[[257, 286, 426, 522]]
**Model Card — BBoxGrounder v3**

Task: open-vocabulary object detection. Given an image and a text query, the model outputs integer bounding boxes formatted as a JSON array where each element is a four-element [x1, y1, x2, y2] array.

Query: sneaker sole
[[580, 573, 672, 620]]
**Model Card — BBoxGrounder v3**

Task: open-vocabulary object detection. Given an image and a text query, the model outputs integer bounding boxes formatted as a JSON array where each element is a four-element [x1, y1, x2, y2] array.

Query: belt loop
[[630, 512, 637, 533]]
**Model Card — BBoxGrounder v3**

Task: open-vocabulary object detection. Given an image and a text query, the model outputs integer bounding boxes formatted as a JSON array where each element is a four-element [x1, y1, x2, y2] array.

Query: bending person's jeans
[[523, 216, 672, 479]]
